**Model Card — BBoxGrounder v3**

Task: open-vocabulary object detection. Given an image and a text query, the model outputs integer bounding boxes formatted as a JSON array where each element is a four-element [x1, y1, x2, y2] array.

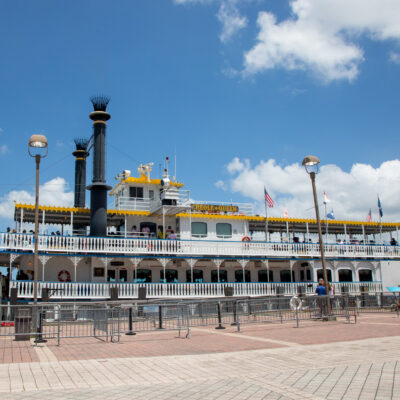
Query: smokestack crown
[[90, 95, 110, 112], [74, 138, 89, 151]]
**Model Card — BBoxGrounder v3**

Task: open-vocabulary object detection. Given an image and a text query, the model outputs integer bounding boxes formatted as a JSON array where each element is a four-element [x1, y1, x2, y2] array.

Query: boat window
[[135, 269, 152, 283], [235, 270, 251, 282], [258, 269, 274, 282], [191, 222, 207, 238], [317, 269, 332, 282], [211, 269, 227, 282], [338, 269, 353, 282], [358, 269, 373, 282], [186, 269, 203, 283], [129, 186, 144, 199], [280, 270, 292, 282], [149, 190, 154, 200], [216, 223, 232, 238], [119, 269, 127, 282], [160, 269, 178, 283]]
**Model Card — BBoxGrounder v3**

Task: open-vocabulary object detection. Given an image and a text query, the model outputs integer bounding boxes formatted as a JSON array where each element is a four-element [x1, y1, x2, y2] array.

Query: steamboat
[[1, 97, 399, 300]]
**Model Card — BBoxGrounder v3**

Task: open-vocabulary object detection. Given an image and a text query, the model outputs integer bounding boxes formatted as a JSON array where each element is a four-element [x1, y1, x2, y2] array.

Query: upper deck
[[1, 232, 399, 260]]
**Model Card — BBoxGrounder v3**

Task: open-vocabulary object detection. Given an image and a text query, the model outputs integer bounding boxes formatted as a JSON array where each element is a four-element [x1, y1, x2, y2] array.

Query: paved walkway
[[0, 313, 399, 399]]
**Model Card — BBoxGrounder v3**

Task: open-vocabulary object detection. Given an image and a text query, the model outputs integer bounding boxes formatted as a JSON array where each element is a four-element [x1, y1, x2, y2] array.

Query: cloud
[[243, 0, 400, 82], [215, 180, 227, 190], [0, 177, 74, 220], [0, 145, 9, 155], [217, 1, 247, 43], [217, 157, 400, 221], [389, 51, 400, 64], [174, 0, 247, 42]]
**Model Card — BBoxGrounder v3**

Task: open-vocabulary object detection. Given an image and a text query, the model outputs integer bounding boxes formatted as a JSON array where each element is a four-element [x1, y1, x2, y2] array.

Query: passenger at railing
[[167, 230, 177, 240], [16, 270, 29, 281], [141, 226, 150, 238], [131, 225, 138, 237], [157, 226, 164, 239], [390, 238, 397, 246], [293, 236, 300, 243], [166, 226, 173, 235]]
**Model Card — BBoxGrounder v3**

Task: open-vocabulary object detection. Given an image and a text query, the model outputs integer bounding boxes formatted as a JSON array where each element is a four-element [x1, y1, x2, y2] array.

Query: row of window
[[109, 268, 373, 283], [191, 222, 232, 238]]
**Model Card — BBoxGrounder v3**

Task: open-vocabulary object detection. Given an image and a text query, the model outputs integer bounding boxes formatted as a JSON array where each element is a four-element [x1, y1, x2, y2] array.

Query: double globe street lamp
[[28, 134, 48, 336], [302, 155, 332, 316]]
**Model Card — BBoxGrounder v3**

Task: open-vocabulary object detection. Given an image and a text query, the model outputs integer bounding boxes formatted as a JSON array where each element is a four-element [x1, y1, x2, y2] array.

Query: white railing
[[112, 197, 153, 211], [1, 233, 399, 259], [9, 281, 383, 299]]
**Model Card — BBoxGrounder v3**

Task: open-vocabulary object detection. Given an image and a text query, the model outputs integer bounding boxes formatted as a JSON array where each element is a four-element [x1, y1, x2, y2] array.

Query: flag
[[366, 209, 372, 222], [264, 187, 274, 208], [327, 210, 335, 219], [283, 208, 289, 218], [378, 196, 383, 218], [323, 192, 330, 204]]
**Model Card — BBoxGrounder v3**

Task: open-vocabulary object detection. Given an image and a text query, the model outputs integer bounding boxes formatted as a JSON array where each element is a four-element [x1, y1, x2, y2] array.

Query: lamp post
[[302, 155, 332, 315], [28, 134, 48, 334]]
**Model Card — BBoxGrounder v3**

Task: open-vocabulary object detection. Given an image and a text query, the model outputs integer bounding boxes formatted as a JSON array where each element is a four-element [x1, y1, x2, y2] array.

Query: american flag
[[264, 187, 274, 208], [366, 209, 372, 222], [283, 208, 289, 218]]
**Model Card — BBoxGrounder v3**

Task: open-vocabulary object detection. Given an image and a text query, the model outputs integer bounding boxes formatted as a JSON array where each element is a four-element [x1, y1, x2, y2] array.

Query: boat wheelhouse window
[[338, 269, 353, 282], [107, 270, 116, 282], [149, 190, 154, 200], [136, 269, 152, 283], [216, 223, 232, 238], [258, 269, 274, 282], [211, 269, 227, 282], [191, 222, 207, 238], [186, 269, 203, 283], [317, 269, 332, 282], [160, 269, 178, 283], [235, 270, 251, 282], [129, 186, 144, 199], [358, 269, 373, 282]]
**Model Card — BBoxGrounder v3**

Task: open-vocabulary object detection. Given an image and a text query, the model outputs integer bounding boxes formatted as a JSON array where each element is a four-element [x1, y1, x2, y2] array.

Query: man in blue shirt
[[316, 279, 327, 317], [315, 279, 326, 296]]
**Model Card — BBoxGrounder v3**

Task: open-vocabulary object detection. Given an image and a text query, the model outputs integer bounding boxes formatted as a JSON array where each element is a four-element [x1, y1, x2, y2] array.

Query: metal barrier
[[0, 293, 398, 345]]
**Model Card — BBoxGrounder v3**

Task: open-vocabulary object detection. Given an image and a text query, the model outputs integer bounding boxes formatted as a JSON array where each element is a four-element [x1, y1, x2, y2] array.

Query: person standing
[[316, 279, 327, 317]]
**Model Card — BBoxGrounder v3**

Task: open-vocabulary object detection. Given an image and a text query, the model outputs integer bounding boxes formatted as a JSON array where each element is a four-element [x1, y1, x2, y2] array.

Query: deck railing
[[9, 280, 383, 299], [1, 233, 399, 259]]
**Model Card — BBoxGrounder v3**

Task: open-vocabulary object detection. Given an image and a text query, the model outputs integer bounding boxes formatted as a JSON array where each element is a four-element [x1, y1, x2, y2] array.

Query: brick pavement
[[0, 313, 399, 399]]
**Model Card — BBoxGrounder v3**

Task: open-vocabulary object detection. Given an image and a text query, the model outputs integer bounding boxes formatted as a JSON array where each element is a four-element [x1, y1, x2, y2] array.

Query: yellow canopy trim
[[110, 174, 184, 195]]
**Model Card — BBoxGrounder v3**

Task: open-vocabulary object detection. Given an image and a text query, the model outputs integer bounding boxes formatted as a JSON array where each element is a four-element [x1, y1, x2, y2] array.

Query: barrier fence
[[0, 292, 398, 345]]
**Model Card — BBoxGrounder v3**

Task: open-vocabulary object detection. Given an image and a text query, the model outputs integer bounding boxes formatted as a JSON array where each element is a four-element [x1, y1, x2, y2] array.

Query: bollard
[[231, 300, 238, 326], [34, 310, 47, 343], [215, 302, 225, 329], [125, 307, 136, 336], [158, 305, 163, 329]]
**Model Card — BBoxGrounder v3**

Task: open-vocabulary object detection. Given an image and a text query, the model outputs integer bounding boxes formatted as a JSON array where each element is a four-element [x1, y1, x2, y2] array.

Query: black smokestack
[[73, 138, 89, 208], [87, 95, 111, 237]]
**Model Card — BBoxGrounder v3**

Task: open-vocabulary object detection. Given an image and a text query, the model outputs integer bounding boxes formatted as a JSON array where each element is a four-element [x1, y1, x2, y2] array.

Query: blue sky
[[0, 0, 400, 228]]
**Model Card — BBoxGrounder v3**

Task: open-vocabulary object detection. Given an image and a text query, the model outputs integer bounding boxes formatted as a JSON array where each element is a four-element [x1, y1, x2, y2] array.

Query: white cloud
[[0, 177, 74, 220], [0, 145, 9, 155], [217, 1, 247, 43], [174, 0, 247, 42], [389, 51, 400, 64], [217, 158, 400, 221], [244, 0, 400, 82], [215, 180, 227, 190]]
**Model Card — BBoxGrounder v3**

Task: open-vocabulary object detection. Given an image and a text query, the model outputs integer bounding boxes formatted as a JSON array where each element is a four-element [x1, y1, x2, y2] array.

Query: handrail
[[9, 280, 384, 299], [1, 232, 399, 259]]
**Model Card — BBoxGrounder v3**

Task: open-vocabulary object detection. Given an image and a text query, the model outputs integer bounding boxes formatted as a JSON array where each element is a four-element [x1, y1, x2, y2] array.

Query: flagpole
[[265, 200, 269, 242]]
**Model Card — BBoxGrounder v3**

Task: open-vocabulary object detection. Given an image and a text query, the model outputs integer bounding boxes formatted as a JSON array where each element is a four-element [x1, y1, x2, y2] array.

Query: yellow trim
[[14, 203, 400, 226], [110, 174, 184, 195], [93, 120, 106, 125], [75, 157, 86, 161]]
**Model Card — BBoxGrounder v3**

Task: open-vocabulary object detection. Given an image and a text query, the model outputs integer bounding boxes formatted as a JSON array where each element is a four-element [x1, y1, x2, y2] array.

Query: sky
[[0, 0, 400, 229]]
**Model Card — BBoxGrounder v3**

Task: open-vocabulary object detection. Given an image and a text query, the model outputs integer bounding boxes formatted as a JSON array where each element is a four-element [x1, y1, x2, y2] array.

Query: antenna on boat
[[173, 151, 177, 182]]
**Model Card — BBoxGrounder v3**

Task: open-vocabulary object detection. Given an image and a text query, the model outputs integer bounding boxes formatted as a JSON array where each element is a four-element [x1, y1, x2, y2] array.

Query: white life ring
[[290, 296, 302, 311], [58, 269, 71, 282]]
